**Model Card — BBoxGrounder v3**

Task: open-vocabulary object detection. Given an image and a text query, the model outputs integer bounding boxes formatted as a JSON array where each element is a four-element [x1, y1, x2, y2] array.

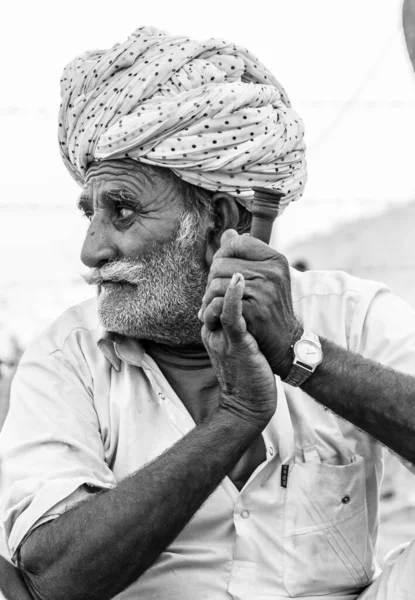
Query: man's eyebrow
[[77, 189, 140, 212], [105, 188, 138, 202], [77, 195, 91, 212]]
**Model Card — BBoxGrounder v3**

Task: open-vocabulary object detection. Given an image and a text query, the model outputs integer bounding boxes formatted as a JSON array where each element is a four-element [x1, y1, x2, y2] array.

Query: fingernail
[[231, 272, 242, 286], [198, 308, 203, 321]]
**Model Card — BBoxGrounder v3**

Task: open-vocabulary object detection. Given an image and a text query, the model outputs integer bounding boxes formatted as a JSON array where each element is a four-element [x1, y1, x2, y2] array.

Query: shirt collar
[[95, 326, 146, 371]]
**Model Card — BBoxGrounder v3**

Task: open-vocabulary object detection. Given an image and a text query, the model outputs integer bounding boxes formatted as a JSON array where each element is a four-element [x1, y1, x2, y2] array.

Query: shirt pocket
[[283, 453, 372, 596]]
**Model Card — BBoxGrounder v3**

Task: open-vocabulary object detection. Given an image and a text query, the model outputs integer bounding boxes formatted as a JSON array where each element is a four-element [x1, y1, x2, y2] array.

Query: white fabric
[[1, 269, 415, 598], [359, 541, 415, 600], [58, 26, 306, 212]]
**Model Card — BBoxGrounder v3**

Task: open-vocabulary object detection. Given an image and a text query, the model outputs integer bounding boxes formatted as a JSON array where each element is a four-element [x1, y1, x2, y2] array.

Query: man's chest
[[227, 434, 267, 491], [147, 359, 267, 490], [95, 362, 377, 597]]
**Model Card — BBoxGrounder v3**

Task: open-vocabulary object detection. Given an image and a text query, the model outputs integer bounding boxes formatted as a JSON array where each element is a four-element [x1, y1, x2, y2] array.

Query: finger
[[207, 258, 264, 288], [220, 273, 247, 340], [200, 277, 230, 319], [201, 267, 260, 318], [219, 229, 239, 247], [201, 261, 263, 317], [216, 230, 277, 262], [202, 297, 225, 331]]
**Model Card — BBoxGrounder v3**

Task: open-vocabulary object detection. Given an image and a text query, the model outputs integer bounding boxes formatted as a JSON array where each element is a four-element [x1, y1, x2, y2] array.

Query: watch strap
[[303, 331, 320, 346], [283, 362, 313, 387], [282, 330, 322, 387]]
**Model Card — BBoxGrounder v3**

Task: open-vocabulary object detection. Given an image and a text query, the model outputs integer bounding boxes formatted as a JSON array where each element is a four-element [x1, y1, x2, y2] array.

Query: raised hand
[[200, 229, 302, 379], [201, 272, 278, 428]]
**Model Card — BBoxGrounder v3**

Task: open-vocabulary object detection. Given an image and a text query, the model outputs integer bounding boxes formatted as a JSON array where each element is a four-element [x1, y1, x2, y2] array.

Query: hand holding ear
[[200, 229, 302, 378]]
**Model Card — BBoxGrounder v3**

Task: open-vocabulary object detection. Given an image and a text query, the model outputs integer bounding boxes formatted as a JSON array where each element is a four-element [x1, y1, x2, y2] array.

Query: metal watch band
[[304, 331, 320, 345], [283, 362, 313, 387]]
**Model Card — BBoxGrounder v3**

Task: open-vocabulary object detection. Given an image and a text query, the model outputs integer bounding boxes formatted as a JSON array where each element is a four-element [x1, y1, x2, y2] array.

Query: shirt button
[[158, 392, 165, 400], [341, 495, 350, 504], [269, 446, 274, 456], [240, 509, 250, 519]]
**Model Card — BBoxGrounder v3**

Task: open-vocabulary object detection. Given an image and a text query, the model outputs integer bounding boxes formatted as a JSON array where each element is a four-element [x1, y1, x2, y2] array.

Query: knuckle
[[212, 297, 224, 312], [231, 236, 243, 249], [211, 278, 224, 293], [209, 258, 223, 278], [269, 261, 287, 282], [211, 296, 223, 307], [276, 252, 289, 269], [220, 313, 233, 327]]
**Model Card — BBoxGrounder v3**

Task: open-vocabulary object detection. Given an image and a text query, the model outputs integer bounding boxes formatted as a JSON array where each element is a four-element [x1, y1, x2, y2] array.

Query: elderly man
[[1, 26, 415, 600]]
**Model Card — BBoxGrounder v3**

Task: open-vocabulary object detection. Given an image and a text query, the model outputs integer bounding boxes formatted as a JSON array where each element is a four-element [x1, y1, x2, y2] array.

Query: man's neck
[[144, 340, 218, 424], [144, 340, 210, 364]]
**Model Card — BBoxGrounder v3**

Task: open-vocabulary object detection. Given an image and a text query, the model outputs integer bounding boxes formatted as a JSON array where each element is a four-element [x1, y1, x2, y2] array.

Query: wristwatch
[[283, 331, 323, 387]]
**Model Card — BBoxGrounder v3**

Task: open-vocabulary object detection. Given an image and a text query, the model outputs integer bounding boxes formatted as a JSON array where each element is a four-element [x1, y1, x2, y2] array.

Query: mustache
[[82, 259, 147, 286]]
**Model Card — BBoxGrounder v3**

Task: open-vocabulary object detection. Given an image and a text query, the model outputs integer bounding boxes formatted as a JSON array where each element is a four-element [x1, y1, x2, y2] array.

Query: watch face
[[295, 340, 323, 367]]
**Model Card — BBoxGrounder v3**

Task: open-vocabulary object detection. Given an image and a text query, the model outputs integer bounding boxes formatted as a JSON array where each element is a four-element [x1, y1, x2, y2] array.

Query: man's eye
[[117, 206, 135, 219]]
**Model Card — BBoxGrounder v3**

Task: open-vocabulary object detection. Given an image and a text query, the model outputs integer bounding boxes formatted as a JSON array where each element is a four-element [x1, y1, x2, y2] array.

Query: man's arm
[[201, 230, 415, 465], [302, 338, 415, 464], [20, 408, 264, 600], [19, 273, 277, 600]]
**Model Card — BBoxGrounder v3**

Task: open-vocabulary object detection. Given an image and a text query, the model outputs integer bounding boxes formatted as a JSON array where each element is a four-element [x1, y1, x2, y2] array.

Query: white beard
[[83, 213, 208, 345]]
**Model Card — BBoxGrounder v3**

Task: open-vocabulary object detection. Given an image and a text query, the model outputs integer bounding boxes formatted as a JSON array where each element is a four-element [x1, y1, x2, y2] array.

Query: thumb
[[220, 229, 239, 247]]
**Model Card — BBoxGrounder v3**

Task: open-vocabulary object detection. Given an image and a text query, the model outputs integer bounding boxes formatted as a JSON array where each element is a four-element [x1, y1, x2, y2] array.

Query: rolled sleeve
[[0, 340, 116, 560]]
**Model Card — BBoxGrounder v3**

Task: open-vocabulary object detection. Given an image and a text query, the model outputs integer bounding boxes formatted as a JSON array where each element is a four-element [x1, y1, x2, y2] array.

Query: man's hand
[[200, 229, 302, 378], [202, 272, 277, 426]]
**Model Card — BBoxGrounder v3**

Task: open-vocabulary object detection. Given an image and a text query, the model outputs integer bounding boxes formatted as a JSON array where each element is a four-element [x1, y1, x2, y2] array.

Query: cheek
[[114, 220, 173, 258], [117, 235, 143, 258]]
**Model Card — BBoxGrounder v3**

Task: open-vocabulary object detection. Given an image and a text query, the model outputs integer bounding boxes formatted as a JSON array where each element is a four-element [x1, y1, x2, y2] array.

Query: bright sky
[[1, 0, 415, 343], [2, 0, 412, 106]]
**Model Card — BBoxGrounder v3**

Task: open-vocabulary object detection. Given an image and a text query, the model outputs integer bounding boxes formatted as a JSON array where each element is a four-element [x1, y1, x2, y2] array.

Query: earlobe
[[204, 192, 239, 266]]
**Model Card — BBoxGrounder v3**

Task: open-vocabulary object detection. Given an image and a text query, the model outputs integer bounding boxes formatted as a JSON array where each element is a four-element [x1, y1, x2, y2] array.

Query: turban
[[59, 26, 306, 212]]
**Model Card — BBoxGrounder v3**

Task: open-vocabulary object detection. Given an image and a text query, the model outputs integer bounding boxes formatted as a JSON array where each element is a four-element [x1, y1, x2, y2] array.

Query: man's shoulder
[[290, 268, 388, 304], [27, 297, 100, 357], [290, 269, 392, 340]]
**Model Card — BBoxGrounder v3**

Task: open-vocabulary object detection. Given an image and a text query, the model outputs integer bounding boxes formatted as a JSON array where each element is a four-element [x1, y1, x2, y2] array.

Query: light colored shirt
[[1, 269, 415, 600]]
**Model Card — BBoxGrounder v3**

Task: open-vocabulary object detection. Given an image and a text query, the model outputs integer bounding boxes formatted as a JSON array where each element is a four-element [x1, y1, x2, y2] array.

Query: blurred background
[[1, 0, 415, 562]]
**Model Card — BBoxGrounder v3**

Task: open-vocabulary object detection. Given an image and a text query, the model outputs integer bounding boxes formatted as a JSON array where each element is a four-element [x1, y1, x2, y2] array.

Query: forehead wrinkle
[[85, 159, 182, 198], [85, 167, 156, 199], [83, 161, 184, 214], [86, 159, 153, 186], [133, 165, 155, 190]]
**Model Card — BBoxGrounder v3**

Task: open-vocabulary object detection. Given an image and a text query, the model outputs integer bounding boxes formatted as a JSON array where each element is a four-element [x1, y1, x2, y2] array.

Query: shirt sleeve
[[354, 286, 415, 376], [0, 339, 116, 561]]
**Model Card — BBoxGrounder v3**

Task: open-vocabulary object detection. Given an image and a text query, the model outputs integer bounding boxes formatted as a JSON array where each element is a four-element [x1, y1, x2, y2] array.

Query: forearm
[[301, 337, 415, 463], [19, 406, 265, 600]]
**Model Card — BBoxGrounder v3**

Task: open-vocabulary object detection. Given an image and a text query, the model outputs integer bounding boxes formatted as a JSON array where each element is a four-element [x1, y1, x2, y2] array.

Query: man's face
[[80, 160, 209, 345]]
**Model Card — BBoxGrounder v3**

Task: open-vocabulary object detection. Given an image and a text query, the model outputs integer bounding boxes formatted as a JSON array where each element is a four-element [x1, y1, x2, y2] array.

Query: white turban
[[59, 26, 306, 212]]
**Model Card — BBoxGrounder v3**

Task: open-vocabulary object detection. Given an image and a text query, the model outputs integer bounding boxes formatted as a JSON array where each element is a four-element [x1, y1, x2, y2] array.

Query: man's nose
[[80, 222, 118, 268]]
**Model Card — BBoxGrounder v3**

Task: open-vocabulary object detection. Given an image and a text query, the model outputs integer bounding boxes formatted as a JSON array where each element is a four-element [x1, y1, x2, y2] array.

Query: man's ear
[[204, 192, 240, 266]]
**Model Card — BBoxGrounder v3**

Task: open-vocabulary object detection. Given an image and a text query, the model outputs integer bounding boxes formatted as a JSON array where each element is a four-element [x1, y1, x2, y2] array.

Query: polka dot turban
[[59, 26, 306, 212]]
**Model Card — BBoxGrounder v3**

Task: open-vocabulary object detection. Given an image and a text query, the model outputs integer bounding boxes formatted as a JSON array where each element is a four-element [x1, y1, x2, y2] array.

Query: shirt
[[1, 268, 415, 599]]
